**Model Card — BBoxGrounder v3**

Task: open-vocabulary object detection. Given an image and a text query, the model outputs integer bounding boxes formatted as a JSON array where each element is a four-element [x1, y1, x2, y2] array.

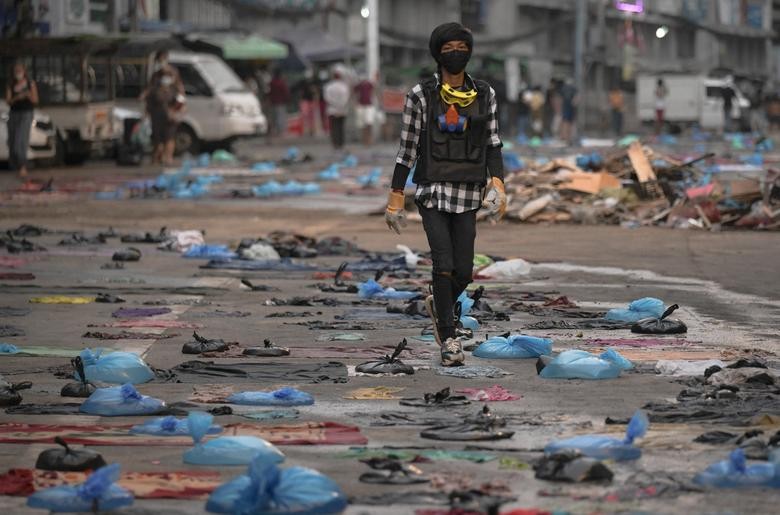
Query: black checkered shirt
[[396, 73, 502, 214]]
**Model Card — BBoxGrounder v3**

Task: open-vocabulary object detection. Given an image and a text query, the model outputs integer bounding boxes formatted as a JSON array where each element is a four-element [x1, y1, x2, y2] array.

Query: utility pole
[[573, 0, 586, 137], [366, 0, 379, 141], [595, 0, 607, 134]]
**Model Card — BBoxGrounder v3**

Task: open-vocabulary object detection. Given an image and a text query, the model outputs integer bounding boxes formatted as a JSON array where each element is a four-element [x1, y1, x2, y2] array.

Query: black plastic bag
[[420, 406, 515, 441], [95, 293, 126, 304], [0, 378, 31, 406], [399, 387, 470, 408], [631, 304, 687, 334], [359, 457, 429, 484], [60, 357, 97, 398], [182, 332, 228, 354], [534, 449, 613, 483], [112, 247, 142, 262], [243, 339, 290, 357], [35, 437, 107, 471], [356, 339, 414, 375]]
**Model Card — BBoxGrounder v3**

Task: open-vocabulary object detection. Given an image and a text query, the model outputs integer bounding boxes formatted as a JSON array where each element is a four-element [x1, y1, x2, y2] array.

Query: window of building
[[90, 0, 110, 25]]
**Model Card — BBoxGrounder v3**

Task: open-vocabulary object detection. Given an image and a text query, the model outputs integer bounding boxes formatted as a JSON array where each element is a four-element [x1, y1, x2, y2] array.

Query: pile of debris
[[501, 141, 780, 230]]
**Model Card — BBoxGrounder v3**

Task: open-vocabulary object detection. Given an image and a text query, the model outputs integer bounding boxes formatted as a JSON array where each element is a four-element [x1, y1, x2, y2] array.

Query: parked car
[[0, 104, 58, 165], [115, 44, 267, 155]]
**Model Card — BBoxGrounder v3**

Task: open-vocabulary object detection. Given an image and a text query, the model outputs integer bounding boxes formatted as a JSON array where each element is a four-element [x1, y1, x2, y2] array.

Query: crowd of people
[[252, 66, 378, 150]]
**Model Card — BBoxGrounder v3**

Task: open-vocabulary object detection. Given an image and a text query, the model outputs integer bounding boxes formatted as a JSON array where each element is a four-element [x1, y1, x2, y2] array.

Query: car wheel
[[175, 125, 200, 156]]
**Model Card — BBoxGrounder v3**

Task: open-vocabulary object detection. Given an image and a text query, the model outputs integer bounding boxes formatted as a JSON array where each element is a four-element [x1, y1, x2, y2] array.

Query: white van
[[116, 50, 267, 154], [636, 74, 751, 131], [0, 105, 57, 164]]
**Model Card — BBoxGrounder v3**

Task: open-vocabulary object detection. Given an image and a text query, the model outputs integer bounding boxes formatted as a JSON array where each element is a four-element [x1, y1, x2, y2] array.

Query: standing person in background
[[559, 78, 577, 143], [141, 50, 184, 165], [721, 85, 735, 134], [547, 79, 562, 139], [528, 86, 545, 137], [516, 83, 530, 139], [268, 69, 290, 138], [608, 86, 625, 136], [4, 61, 37, 178], [654, 78, 668, 135], [323, 70, 350, 150], [354, 75, 375, 145], [296, 70, 319, 137]]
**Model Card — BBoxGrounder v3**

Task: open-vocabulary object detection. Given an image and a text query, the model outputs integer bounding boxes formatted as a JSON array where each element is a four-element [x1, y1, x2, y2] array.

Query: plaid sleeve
[[487, 86, 502, 148], [395, 84, 425, 168]]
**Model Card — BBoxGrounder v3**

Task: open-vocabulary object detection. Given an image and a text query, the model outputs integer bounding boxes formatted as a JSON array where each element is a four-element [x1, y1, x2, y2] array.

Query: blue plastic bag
[[27, 463, 134, 513], [694, 449, 779, 488], [356, 167, 382, 187], [252, 161, 277, 173], [539, 349, 629, 380], [183, 412, 285, 466], [473, 334, 553, 359], [285, 147, 300, 161], [75, 349, 154, 384], [341, 154, 358, 167], [545, 410, 649, 461], [317, 164, 341, 181], [357, 279, 419, 300], [80, 384, 166, 416], [206, 457, 347, 514], [130, 415, 222, 436], [227, 387, 314, 407], [605, 297, 665, 322], [182, 245, 237, 260], [599, 348, 634, 370], [0, 343, 19, 354]]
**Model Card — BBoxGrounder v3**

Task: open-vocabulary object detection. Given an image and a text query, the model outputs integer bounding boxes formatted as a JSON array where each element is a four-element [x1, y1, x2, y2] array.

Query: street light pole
[[366, 0, 379, 141], [574, 0, 586, 138]]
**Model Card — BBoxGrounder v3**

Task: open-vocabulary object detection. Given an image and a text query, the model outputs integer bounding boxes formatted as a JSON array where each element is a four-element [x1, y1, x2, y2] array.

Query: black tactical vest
[[414, 76, 491, 185]]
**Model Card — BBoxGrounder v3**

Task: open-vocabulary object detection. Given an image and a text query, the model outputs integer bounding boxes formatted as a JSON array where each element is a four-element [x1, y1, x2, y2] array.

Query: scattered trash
[[205, 457, 347, 514], [183, 412, 286, 466], [75, 349, 154, 384], [359, 457, 429, 484], [130, 416, 222, 436], [472, 334, 552, 359], [631, 304, 688, 334], [693, 448, 779, 488], [60, 357, 97, 398], [29, 296, 94, 305], [457, 385, 520, 402], [655, 359, 725, 377], [534, 449, 613, 483], [355, 339, 414, 375], [182, 332, 229, 354], [80, 384, 166, 416], [35, 437, 107, 472], [0, 376, 31, 406], [421, 406, 515, 441], [544, 410, 649, 461], [227, 387, 314, 406], [477, 258, 532, 279], [26, 463, 134, 512], [357, 278, 420, 300], [605, 297, 665, 323], [538, 349, 632, 380], [112, 247, 142, 262], [399, 388, 470, 408], [242, 339, 290, 357], [182, 245, 237, 260], [434, 365, 512, 379]]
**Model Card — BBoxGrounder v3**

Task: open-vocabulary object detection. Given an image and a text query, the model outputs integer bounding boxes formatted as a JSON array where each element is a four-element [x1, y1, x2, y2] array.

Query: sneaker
[[440, 337, 465, 367]]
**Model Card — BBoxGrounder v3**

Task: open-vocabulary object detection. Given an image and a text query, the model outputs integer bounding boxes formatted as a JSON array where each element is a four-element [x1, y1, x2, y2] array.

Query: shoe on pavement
[[440, 337, 465, 367]]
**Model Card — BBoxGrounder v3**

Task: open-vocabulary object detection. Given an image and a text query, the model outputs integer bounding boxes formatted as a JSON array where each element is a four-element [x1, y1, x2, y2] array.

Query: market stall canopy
[[275, 26, 363, 63], [186, 33, 289, 60]]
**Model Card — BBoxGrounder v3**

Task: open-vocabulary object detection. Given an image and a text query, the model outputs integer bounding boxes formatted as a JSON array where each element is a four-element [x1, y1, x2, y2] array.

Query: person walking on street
[[559, 78, 577, 143], [722, 85, 735, 134], [141, 50, 184, 165], [323, 70, 350, 150], [5, 61, 38, 178], [608, 86, 625, 136], [384, 22, 506, 367], [654, 78, 668, 135], [354, 76, 376, 146], [268, 69, 290, 138], [296, 70, 319, 137]]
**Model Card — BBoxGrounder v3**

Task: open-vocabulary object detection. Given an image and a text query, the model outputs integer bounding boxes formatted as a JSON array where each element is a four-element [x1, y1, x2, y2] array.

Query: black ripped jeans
[[418, 205, 477, 341]]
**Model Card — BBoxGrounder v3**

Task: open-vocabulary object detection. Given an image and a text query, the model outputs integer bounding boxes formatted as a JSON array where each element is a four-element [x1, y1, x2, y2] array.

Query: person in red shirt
[[354, 77, 375, 145], [268, 69, 290, 138]]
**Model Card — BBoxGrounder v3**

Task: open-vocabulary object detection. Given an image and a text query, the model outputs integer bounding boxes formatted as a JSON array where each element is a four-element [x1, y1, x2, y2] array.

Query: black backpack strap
[[472, 79, 491, 113]]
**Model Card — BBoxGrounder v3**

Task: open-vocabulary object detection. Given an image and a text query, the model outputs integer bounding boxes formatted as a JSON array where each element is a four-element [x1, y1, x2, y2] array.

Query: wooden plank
[[627, 141, 657, 183]]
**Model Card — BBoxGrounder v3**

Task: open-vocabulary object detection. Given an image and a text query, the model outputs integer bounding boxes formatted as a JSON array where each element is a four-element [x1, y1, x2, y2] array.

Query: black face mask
[[439, 50, 470, 74]]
